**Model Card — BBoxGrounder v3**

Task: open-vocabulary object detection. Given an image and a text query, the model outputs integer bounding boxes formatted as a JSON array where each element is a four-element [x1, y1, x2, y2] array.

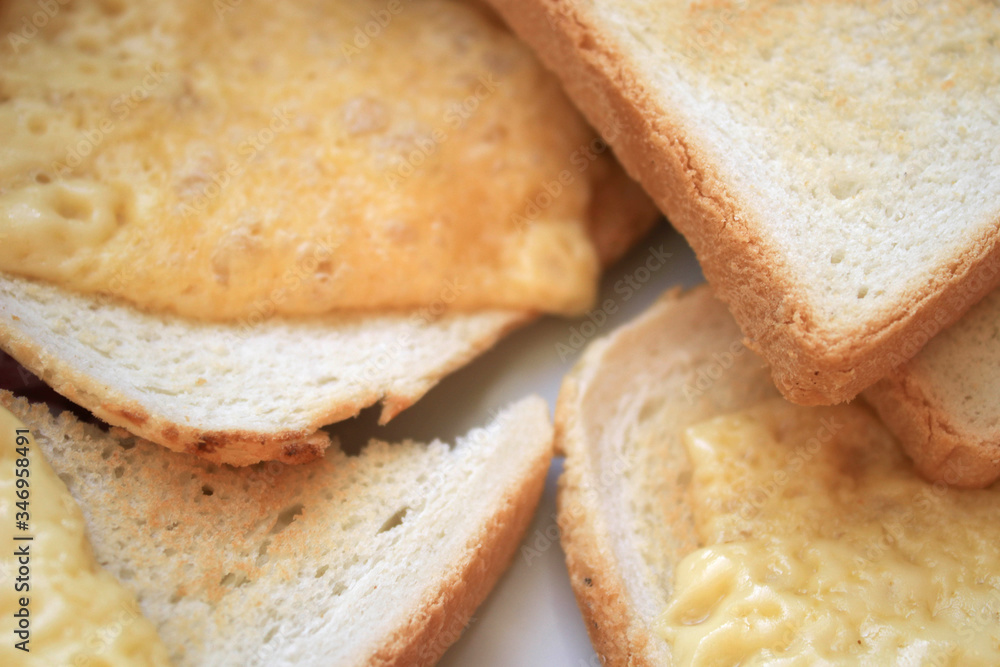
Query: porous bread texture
[[0, 273, 528, 466], [555, 286, 777, 665], [1, 392, 553, 667], [864, 288, 1000, 488], [486, 0, 1000, 405]]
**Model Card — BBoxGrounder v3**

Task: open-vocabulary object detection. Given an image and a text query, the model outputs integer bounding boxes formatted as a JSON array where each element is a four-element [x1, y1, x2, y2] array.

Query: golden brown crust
[[864, 373, 1000, 489], [485, 0, 1000, 405], [377, 430, 552, 666]]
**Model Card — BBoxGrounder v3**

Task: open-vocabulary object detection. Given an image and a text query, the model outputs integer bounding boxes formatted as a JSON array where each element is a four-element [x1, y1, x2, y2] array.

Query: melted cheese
[[0, 405, 170, 666], [0, 0, 602, 320], [656, 399, 1000, 665]]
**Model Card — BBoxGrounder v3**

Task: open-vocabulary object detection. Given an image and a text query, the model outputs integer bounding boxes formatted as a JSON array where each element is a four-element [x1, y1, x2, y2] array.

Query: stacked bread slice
[[0, 0, 654, 662], [557, 287, 1000, 664], [0, 0, 656, 465], [864, 289, 1000, 488], [4, 0, 1000, 662], [0, 274, 531, 465], [485, 0, 1000, 486]]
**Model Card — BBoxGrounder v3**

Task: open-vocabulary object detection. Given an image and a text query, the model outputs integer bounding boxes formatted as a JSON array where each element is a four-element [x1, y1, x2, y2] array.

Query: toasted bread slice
[[487, 0, 1000, 405], [555, 286, 775, 664], [864, 288, 1000, 488], [556, 287, 1000, 664], [0, 0, 657, 466], [0, 159, 652, 466], [0, 275, 528, 465], [2, 391, 553, 666]]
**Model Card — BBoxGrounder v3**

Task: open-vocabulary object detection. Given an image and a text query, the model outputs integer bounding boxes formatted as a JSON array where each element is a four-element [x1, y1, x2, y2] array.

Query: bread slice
[[486, 0, 1000, 405], [555, 286, 776, 664], [1, 391, 553, 666], [864, 288, 1000, 488], [0, 0, 656, 466], [0, 275, 528, 466], [556, 287, 1000, 663], [0, 158, 652, 466]]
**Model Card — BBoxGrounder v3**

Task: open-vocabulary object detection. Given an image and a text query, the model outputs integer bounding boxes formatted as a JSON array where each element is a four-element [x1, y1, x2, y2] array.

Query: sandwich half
[[486, 0, 1000, 405], [556, 287, 1000, 664], [0, 0, 656, 465]]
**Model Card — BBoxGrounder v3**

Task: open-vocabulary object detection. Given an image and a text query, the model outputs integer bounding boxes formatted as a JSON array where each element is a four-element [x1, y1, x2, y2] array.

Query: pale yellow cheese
[[0, 406, 170, 666], [656, 399, 1000, 666], [0, 0, 604, 320]]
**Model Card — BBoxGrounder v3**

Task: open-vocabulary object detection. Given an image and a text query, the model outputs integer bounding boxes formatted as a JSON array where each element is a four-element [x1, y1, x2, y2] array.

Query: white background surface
[[339, 222, 704, 666]]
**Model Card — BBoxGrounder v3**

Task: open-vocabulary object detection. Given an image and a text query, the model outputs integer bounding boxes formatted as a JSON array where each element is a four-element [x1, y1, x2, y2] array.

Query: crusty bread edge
[[556, 358, 660, 666], [375, 415, 553, 666], [553, 290, 698, 666], [863, 373, 1000, 489], [485, 0, 1000, 405], [0, 312, 530, 467]]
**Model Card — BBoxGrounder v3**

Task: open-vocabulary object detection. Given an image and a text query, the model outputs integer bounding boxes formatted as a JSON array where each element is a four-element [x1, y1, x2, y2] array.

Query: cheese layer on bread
[[0, 405, 170, 666], [0, 0, 605, 320], [657, 399, 1000, 665]]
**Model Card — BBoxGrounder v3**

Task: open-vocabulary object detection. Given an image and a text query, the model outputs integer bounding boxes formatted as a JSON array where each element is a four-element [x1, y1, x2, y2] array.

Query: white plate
[[352, 222, 704, 666]]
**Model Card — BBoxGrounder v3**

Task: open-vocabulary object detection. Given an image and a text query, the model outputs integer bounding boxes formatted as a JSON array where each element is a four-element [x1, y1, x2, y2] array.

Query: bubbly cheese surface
[[656, 399, 1000, 666], [0, 405, 170, 666], [0, 0, 602, 320]]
